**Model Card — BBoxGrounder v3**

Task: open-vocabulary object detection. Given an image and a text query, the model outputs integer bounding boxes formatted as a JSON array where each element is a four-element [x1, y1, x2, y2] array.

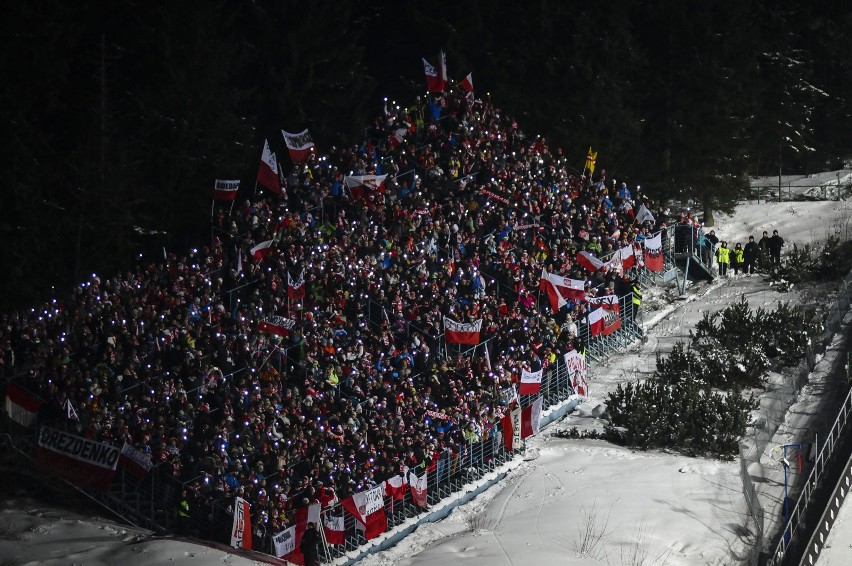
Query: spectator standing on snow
[[757, 230, 771, 269], [743, 235, 759, 275], [300, 522, 322, 566], [716, 241, 730, 277], [731, 243, 744, 276], [768, 230, 784, 266]]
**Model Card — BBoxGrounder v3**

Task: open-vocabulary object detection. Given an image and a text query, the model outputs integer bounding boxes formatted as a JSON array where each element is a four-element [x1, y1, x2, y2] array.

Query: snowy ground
[[0, 192, 849, 566]]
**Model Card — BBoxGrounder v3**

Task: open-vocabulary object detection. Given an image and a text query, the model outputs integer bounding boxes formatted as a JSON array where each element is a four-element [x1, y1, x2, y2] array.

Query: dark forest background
[[2, 0, 851, 311]]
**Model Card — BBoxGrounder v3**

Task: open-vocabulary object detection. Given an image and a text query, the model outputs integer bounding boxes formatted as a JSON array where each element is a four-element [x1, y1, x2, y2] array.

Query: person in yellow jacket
[[716, 241, 731, 277], [731, 242, 745, 276]]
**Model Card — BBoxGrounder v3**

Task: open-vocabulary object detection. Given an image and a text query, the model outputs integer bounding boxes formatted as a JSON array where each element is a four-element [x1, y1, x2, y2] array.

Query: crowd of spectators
[[0, 85, 667, 538]]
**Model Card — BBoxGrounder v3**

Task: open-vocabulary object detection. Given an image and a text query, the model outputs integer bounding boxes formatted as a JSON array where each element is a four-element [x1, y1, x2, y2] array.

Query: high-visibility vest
[[178, 499, 190, 519], [717, 247, 730, 264], [631, 284, 642, 306], [732, 248, 744, 263]]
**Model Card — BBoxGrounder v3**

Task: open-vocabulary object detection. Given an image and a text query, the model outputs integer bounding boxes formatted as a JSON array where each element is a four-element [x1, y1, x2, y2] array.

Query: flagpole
[[253, 180, 258, 200]]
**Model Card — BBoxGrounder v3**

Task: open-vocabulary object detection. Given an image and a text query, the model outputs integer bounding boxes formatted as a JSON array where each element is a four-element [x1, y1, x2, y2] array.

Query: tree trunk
[[702, 195, 715, 227]]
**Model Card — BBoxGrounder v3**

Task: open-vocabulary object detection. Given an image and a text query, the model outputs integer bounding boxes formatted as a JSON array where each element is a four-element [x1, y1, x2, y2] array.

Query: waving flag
[[213, 179, 240, 201], [636, 204, 656, 224], [257, 315, 295, 337], [619, 244, 637, 270], [577, 251, 605, 273], [344, 174, 388, 202], [521, 397, 544, 438], [423, 58, 445, 93], [460, 72, 473, 94], [282, 129, 315, 163], [643, 232, 664, 272], [288, 270, 305, 300], [585, 147, 598, 174], [443, 317, 482, 345], [539, 269, 586, 312], [257, 139, 281, 194], [439, 50, 448, 91], [385, 472, 408, 501], [250, 239, 275, 261], [519, 368, 543, 395]]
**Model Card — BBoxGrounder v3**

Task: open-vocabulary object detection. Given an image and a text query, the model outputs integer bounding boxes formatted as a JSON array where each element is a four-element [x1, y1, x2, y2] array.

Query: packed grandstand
[[1, 75, 688, 561]]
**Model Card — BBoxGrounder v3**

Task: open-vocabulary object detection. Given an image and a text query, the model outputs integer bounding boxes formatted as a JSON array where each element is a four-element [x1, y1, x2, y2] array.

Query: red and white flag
[[213, 179, 240, 201], [439, 50, 448, 91], [539, 269, 585, 312], [423, 58, 444, 93], [443, 317, 482, 345], [389, 127, 408, 149], [282, 129, 315, 163], [250, 239, 274, 261], [344, 174, 388, 202], [257, 139, 281, 194], [588, 303, 622, 336], [36, 426, 120, 492], [409, 470, 428, 508], [342, 483, 387, 541], [4, 383, 42, 428], [385, 472, 408, 501], [564, 349, 588, 397], [520, 397, 544, 438], [119, 442, 153, 479], [577, 250, 605, 273], [642, 232, 664, 272], [257, 315, 295, 337], [323, 512, 346, 545], [231, 496, 252, 550], [277, 503, 320, 562], [619, 244, 637, 270], [502, 406, 522, 451], [460, 72, 473, 94], [288, 270, 305, 300], [519, 368, 543, 395]]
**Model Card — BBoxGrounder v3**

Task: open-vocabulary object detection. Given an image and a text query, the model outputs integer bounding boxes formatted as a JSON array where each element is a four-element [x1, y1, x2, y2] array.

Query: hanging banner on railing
[[276, 503, 320, 562], [502, 406, 522, 451], [519, 368, 543, 395], [272, 524, 297, 557], [231, 496, 252, 550], [342, 483, 387, 541], [564, 349, 588, 396], [323, 512, 346, 545], [36, 426, 120, 491], [119, 442, 153, 479], [409, 470, 428, 507], [443, 317, 482, 345], [588, 302, 621, 336], [257, 315, 295, 337], [643, 232, 664, 272]]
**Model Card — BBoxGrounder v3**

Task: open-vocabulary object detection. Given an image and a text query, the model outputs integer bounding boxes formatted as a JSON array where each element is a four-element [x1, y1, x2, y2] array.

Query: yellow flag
[[585, 147, 598, 174]]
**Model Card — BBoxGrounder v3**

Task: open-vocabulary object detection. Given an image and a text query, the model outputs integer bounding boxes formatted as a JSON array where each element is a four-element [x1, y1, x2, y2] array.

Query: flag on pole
[[288, 270, 305, 300], [250, 239, 275, 261], [519, 368, 543, 395], [257, 139, 281, 193], [642, 232, 664, 272], [619, 244, 637, 270], [439, 50, 448, 91], [65, 399, 79, 421], [577, 251, 605, 273], [213, 179, 240, 201], [423, 58, 444, 93], [282, 129, 315, 163], [443, 317, 482, 345], [539, 269, 586, 312], [344, 174, 388, 202], [636, 204, 656, 224], [585, 147, 598, 174], [342, 483, 387, 541], [257, 315, 295, 337], [460, 72, 474, 94], [389, 127, 408, 149], [521, 397, 544, 438]]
